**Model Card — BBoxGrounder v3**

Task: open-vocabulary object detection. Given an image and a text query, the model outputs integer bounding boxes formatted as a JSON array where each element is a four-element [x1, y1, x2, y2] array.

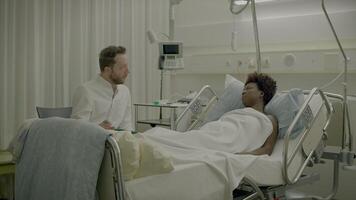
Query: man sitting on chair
[[71, 46, 132, 131]]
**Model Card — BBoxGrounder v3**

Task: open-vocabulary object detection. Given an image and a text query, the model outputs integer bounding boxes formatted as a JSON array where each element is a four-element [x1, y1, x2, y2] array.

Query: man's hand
[[99, 120, 114, 130]]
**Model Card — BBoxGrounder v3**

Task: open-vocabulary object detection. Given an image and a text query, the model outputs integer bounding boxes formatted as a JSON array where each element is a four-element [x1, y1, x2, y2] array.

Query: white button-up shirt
[[71, 75, 132, 131]]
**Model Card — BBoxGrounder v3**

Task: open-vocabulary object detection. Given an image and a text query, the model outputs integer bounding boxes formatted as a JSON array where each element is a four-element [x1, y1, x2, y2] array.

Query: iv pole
[[322, 0, 355, 173], [230, 0, 262, 73], [159, 0, 182, 120]]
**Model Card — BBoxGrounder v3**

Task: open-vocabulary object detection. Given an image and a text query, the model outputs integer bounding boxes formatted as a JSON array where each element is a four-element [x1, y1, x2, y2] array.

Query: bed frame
[[175, 85, 218, 131], [233, 88, 333, 200], [96, 86, 355, 200], [233, 89, 356, 200]]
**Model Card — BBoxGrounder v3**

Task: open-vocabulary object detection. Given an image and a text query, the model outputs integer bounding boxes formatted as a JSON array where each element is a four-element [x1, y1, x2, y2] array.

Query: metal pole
[[160, 70, 163, 119], [250, 0, 262, 73], [321, 0, 351, 151], [169, 1, 175, 41], [164, 0, 176, 120]]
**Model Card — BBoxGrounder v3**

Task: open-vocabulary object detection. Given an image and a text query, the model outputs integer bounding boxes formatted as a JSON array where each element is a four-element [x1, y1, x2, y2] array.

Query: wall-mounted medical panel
[[176, 49, 356, 74]]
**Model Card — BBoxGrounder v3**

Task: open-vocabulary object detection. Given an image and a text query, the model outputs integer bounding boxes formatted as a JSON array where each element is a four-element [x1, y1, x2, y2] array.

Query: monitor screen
[[163, 44, 179, 54]]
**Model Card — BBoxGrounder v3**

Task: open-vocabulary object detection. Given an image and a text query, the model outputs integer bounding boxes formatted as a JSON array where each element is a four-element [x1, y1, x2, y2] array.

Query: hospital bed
[[96, 84, 355, 200], [12, 86, 352, 200]]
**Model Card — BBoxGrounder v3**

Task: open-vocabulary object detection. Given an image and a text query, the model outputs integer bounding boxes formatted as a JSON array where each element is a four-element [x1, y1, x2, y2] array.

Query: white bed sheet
[[125, 156, 229, 200], [244, 137, 303, 186], [125, 139, 260, 200], [124, 139, 303, 200]]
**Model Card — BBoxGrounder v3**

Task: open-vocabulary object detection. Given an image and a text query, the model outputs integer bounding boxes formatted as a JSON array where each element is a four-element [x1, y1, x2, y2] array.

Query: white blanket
[[144, 107, 273, 153], [125, 108, 273, 200]]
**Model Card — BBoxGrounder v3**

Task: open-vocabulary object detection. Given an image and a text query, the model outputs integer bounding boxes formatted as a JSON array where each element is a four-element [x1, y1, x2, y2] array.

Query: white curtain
[[0, 0, 168, 149]]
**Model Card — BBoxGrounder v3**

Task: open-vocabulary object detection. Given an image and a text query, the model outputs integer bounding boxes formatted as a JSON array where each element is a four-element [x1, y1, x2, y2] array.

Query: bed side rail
[[97, 136, 125, 200], [323, 92, 353, 153], [282, 88, 333, 184], [175, 85, 218, 131]]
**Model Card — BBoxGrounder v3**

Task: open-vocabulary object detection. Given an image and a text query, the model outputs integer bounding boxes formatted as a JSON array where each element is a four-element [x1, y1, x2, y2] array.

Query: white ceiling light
[[233, 0, 248, 5], [233, 0, 276, 5]]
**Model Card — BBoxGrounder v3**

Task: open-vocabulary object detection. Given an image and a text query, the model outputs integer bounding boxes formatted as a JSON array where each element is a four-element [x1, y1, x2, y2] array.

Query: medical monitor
[[163, 44, 179, 54], [158, 42, 184, 70]]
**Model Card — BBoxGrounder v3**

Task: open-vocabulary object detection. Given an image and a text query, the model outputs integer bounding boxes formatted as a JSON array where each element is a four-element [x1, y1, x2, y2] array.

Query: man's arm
[[244, 115, 278, 156], [118, 90, 133, 131], [72, 85, 116, 130], [71, 86, 92, 120]]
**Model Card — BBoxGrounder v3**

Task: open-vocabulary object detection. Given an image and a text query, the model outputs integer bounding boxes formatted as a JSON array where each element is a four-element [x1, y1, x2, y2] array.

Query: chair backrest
[[15, 118, 113, 200], [36, 106, 73, 118]]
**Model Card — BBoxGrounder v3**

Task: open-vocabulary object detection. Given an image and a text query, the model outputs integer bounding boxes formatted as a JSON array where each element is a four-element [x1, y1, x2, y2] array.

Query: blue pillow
[[204, 75, 245, 123], [204, 75, 305, 139], [265, 88, 305, 139]]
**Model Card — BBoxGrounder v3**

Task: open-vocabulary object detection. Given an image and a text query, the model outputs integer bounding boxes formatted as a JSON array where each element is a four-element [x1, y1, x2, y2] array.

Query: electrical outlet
[[225, 60, 232, 67], [237, 60, 243, 67], [262, 57, 270, 68], [283, 53, 296, 67], [248, 58, 256, 69]]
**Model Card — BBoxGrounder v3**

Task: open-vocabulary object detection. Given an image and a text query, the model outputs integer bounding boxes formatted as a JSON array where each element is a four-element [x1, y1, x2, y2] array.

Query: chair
[[36, 106, 72, 118], [14, 118, 120, 200]]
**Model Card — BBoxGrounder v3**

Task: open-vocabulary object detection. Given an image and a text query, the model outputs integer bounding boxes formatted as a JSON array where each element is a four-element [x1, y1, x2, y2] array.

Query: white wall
[[166, 0, 356, 199], [170, 0, 356, 95]]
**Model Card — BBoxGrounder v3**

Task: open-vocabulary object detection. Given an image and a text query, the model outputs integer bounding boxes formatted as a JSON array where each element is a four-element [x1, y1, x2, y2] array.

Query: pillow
[[116, 131, 140, 181], [204, 74, 305, 139], [134, 136, 174, 179], [265, 88, 305, 139], [204, 74, 245, 123], [225, 74, 239, 88]]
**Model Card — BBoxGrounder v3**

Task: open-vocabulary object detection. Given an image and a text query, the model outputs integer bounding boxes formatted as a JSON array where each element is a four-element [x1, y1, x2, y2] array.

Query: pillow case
[[204, 74, 245, 123], [225, 74, 239, 88], [265, 88, 305, 139]]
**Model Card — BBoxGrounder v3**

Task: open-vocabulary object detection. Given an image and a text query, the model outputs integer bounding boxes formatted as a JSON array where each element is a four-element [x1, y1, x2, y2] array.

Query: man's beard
[[110, 74, 124, 85]]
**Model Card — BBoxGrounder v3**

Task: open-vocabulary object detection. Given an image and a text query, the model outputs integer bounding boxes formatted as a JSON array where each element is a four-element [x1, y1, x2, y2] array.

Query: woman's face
[[242, 82, 263, 107]]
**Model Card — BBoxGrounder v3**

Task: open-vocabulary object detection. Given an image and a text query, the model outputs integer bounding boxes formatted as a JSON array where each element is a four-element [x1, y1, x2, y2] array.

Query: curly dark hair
[[99, 46, 126, 71], [245, 72, 277, 105]]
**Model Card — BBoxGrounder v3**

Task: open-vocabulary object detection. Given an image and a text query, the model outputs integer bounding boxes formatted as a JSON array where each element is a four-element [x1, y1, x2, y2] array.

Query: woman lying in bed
[[142, 72, 278, 156], [239, 72, 278, 155]]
